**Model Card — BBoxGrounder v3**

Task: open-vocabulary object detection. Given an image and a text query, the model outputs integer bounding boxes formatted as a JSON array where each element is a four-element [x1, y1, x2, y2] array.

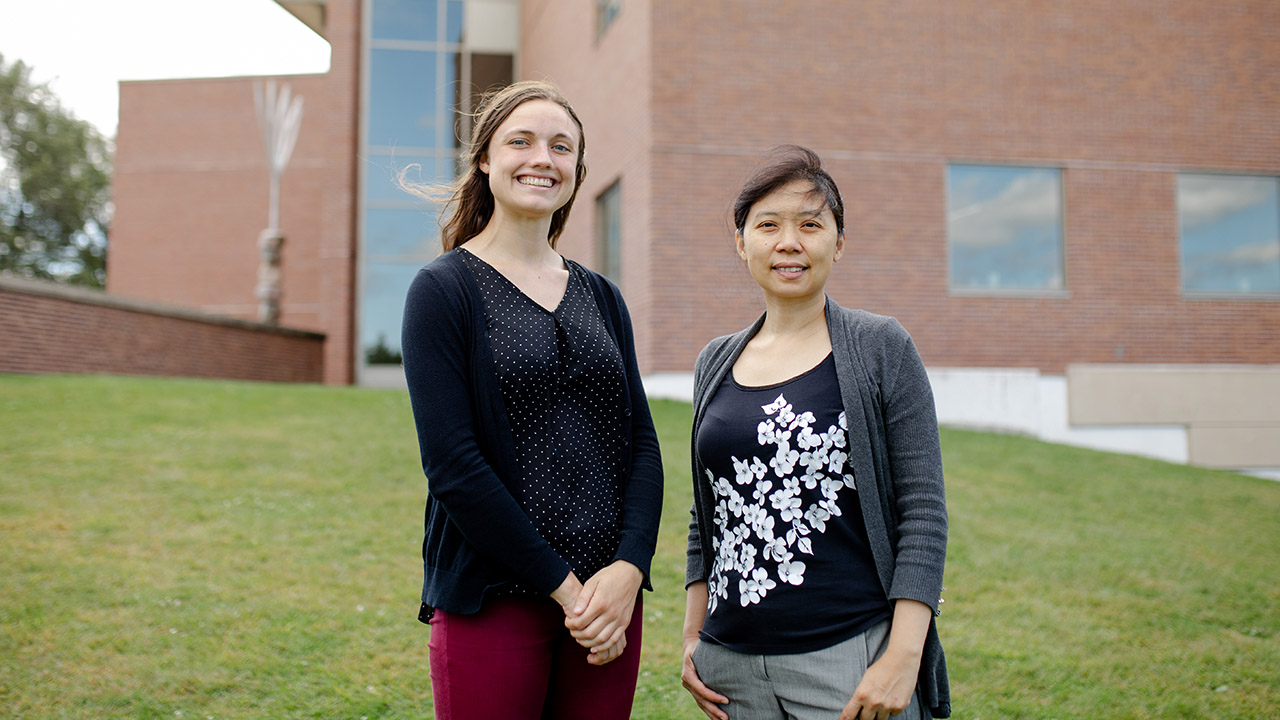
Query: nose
[[776, 224, 803, 251], [530, 141, 553, 167]]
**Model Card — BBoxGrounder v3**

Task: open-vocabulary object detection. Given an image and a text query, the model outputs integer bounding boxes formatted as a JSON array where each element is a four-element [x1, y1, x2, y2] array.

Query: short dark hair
[[733, 145, 844, 235]]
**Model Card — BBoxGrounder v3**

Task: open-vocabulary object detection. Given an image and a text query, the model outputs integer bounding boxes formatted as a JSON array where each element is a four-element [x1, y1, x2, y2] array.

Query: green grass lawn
[[1, 374, 1277, 719]]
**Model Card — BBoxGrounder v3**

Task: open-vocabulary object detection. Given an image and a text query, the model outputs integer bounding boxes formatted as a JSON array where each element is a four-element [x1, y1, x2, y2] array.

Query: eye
[[509, 138, 529, 146], [553, 142, 572, 153]]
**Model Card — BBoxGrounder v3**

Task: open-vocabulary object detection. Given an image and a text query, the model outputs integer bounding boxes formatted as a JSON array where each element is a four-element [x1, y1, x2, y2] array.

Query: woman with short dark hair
[[682, 145, 950, 720]]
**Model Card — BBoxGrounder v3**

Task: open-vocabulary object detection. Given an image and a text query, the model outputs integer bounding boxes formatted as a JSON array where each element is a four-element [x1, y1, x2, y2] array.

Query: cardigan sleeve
[[878, 320, 948, 611], [602, 281, 665, 585], [401, 266, 572, 596], [684, 339, 719, 587]]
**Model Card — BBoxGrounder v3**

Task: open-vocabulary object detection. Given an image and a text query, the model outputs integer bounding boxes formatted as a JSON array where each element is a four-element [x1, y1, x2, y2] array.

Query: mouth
[[773, 264, 807, 278], [517, 176, 556, 188]]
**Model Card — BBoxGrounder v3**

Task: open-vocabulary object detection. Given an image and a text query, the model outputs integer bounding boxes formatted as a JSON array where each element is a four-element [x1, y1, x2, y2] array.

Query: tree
[[1, 52, 112, 288]]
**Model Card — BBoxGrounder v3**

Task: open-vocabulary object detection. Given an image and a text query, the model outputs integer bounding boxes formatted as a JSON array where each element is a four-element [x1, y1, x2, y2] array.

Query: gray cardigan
[[686, 297, 951, 718]]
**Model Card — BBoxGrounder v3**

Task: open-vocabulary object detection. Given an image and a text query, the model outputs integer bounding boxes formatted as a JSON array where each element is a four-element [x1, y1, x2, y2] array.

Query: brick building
[[108, 0, 1280, 471]]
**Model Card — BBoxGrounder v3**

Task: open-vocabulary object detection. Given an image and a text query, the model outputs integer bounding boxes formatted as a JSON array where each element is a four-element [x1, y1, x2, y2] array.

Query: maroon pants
[[427, 594, 644, 720]]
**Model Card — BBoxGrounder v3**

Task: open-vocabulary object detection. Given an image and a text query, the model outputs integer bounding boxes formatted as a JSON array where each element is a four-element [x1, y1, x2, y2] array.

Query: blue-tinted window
[[947, 165, 1065, 291], [446, 0, 465, 43], [1178, 174, 1280, 296], [365, 208, 439, 261], [368, 49, 439, 148], [362, 262, 425, 358], [372, 0, 439, 42]]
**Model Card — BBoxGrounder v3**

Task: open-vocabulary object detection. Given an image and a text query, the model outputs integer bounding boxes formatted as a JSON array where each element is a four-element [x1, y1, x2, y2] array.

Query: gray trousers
[[690, 620, 925, 720]]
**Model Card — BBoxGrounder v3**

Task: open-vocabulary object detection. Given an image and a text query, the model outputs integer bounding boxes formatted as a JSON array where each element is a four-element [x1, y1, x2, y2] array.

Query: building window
[[947, 164, 1065, 292], [596, 181, 622, 284], [360, 0, 514, 380], [1178, 173, 1280, 296], [597, 0, 623, 40]]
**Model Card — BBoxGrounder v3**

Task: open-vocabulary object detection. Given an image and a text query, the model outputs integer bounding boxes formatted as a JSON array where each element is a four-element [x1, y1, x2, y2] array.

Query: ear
[[735, 230, 747, 260], [479, 153, 490, 175], [833, 231, 846, 262]]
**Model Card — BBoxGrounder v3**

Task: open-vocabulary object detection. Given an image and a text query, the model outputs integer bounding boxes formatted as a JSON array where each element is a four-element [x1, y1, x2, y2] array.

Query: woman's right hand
[[682, 637, 729, 720]]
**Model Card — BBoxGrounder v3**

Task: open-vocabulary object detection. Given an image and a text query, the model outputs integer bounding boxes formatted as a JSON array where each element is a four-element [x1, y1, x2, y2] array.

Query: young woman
[[400, 81, 663, 720], [681, 146, 950, 720]]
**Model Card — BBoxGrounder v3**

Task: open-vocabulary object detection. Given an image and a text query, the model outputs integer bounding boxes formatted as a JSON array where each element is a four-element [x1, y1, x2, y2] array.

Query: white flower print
[[757, 419, 776, 445], [738, 567, 777, 606], [770, 446, 800, 477], [820, 476, 845, 502], [763, 537, 788, 562], [778, 558, 807, 585], [797, 426, 822, 451], [707, 392, 857, 614], [762, 394, 788, 414], [827, 448, 848, 475], [714, 476, 733, 498], [804, 504, 831, 533], [819, 498, 843, 519], [752, 479, 773, 505], [770, 488, 803, 522], [736, 541, 757, 575], [727, 491, 744, 517], [751, 508, 776, 543]]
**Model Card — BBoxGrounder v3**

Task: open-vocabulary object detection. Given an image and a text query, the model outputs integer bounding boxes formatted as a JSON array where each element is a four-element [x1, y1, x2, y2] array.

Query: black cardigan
[[401, 249, 663, 617]]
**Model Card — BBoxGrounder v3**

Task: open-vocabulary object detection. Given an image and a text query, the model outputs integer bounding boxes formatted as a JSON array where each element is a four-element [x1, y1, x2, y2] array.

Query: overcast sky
[[0, 0, 331, 137]]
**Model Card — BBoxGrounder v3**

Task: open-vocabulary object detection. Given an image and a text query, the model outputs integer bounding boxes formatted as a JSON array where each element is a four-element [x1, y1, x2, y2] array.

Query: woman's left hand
[[840, 648, 921, 719], [840, 599, 931, 720], [564, 560, 643, 665]]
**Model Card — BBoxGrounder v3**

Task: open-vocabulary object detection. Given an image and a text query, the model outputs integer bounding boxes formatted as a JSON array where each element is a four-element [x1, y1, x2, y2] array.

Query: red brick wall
[[527, 0, 1280, 374], [520, 0, 657, 370], [0, 279, 323, 382], [109, 0, 361, 384], [639, 0, 1280, 373], [109, 0, 1280, 378]]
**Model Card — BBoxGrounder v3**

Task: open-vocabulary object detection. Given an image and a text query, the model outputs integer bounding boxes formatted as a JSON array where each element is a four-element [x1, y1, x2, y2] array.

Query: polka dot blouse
[[459, 248, 628, 591]]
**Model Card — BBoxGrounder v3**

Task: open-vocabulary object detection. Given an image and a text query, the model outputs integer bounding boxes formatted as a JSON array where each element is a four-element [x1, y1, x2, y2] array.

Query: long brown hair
[[404, 81, 588, 252]]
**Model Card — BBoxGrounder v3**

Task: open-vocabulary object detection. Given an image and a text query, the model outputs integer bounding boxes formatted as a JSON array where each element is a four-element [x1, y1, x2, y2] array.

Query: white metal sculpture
[[252, 80, 304, 324]]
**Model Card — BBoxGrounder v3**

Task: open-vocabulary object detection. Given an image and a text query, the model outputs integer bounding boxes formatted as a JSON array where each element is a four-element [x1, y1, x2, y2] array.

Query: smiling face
[[479, 99, 581, 222], [737, 179, 845, 304]]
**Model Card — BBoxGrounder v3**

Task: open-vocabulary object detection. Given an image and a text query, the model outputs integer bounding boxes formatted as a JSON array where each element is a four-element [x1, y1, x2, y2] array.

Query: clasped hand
[[550, 561, 643, 666]]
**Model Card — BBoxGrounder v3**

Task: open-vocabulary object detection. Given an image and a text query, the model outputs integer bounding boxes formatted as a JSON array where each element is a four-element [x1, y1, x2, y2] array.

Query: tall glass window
[[947, 165, 1065, 292], [1178, 173, 1280, 296], [596, 181, 622, 284], [359, 0, 514, 382]]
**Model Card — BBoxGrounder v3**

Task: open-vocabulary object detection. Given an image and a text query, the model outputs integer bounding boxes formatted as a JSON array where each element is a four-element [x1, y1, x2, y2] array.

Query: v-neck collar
[[458, 246, 572, 314]]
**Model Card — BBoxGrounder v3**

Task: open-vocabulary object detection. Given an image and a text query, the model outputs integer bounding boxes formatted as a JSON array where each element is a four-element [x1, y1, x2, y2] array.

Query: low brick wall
[[0, 277, 325, 383]]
